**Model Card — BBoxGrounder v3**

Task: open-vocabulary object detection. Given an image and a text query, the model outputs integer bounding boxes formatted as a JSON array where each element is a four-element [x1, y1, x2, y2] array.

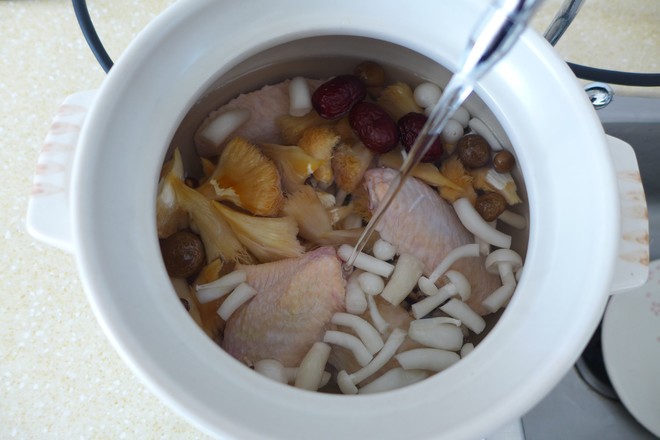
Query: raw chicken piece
[[222, 246, 346, 367], [364, 168, 500, 315], [201, 78, 325, 154]]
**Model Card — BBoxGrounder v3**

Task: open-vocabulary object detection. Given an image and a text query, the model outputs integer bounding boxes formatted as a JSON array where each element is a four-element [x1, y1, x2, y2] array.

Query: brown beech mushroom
[[160, 230, 206, 278], [354, 61, 386, 88], [475, 192, 507, 222], [456, 134, 491, 168], [492, 150, 515, 173]]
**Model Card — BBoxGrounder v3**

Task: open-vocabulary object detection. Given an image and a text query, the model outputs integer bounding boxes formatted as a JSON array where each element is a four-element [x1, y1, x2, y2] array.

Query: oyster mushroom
[[156, 149, 248, 264], [197, 137, 284, 216]]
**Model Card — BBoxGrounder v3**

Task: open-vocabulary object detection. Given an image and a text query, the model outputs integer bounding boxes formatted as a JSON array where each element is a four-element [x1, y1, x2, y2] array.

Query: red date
[[312, 75, 366, 119], [349, 102, 398, 154], [397, 112, 443, 162]]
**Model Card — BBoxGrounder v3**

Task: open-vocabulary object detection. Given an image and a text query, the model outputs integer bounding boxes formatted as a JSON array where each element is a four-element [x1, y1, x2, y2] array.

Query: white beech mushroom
[[440, 119, 464, 146], [331, 313, 384, 355], [372, 239, 397, 261], [294, 342, 332, 391], [217, 282, 258, 321], [498, 209, 527, 229], [440, 299, 486, 334], [348, 328, 407, 386], [485, 169, 522, 205], [413, 82, 442, 109], [474, 230, 492, 256], [482, 249, 523, 313], [285, 368, 331, 388], [450, 106, 471, 128], [288, 76, 312, 117], [412, 270, 471, 319], [366, 295, 389, 334], [467, 117, 503, 151], [419, 243, 480, 291], [323, 330, 373, 367], [337, 370, 358, 395], [359, 368, 430, 394], [380, 254, 425, 306], [408, 317, 465, 351], [395, 348, 460, 372], [195, 270, 247, 304], [345, 270, 368, 315], [357, 272, 385, 296], [338, 244, 395, 278], [452, 198, 512, 249], [254, 359, 288, 383], [460, 343, 475, 358], [194, 108, 251, 156]]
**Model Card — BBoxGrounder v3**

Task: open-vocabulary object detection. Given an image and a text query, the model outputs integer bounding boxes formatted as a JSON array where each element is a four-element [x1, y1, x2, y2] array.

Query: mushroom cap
[[418, 276, 439, 296], [444, 270, 471, 302], [484, 249, 523, 275]]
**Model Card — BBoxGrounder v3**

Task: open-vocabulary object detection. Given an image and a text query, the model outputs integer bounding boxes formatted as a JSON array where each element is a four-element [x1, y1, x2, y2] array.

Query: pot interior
[[163, 34, 530, 386]]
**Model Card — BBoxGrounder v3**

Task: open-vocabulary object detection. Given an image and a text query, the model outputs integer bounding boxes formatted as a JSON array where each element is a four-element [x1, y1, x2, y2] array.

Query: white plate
[[603, 259, 660, 437]]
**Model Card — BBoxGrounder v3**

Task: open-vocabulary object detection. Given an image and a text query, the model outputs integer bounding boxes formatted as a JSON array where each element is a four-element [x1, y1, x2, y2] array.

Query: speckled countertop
[[1, 1, 658, 438]]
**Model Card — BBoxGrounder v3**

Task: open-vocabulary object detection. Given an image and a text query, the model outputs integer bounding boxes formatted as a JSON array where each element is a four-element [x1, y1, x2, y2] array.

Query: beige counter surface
[[1, 1, 658, 438]]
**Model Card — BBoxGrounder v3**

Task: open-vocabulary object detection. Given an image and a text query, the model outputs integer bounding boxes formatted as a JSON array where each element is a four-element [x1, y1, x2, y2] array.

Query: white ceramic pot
[[27, 0, 650, 439]]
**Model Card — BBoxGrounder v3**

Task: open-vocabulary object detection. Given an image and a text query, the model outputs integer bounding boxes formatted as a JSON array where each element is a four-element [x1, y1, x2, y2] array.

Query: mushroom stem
[[349, 328, 407, 385], [338, 244, 395, 278], [395, 348, 460, 372], [331, 313, 384, 355], [357, 272, 385, 296], [285, 368, 331, 388], [254, 359, 288, 383], [216, 282, 257, 321], [498, 209, 527, 229], [380, 254, 425, 306], [412, 284, 456, 319], [460, 343, 475, 357], [359, 368, 430, 394], [468, 117, 503, 151], [194, 108, 251, 155], [323, 330, 373, 367], [483, 249, 523, 312], [426, 243, 480, 284], [288, 77, 312, 117], [408, 318, 464, 351], [294, 342, 332, 391], [366, 295, 389, 334], [195, 270, 247, 304], [440, 299, 486, 334], [345, 270, 368, 315], [482, 282, 516, 313], [412, 271, 471, 319], [452, 198, 512, 249], [337, 370, 358, 394]]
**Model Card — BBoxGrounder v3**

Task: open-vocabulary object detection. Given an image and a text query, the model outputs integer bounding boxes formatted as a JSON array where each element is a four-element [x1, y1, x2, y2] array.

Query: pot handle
[[607, 134, 650, 294], [26, 90, 98, 253]]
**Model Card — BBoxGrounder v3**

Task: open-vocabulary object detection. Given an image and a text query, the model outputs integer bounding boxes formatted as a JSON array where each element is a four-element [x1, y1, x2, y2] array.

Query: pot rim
[[71, 0, 619, 439]]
